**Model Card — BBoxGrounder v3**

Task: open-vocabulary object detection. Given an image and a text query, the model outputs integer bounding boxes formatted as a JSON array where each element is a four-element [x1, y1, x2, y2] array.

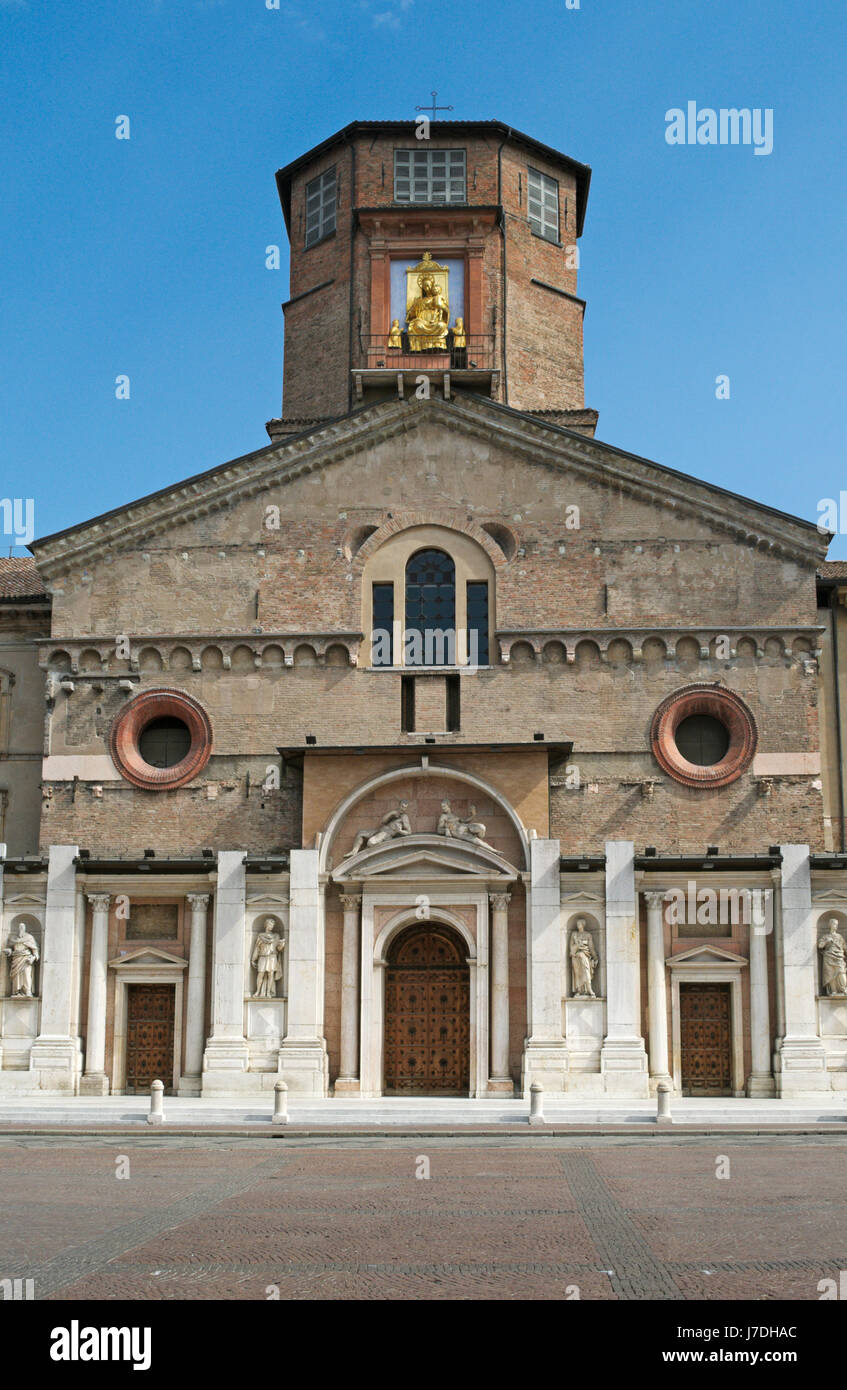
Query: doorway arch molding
[[320, 762, 531, 872]]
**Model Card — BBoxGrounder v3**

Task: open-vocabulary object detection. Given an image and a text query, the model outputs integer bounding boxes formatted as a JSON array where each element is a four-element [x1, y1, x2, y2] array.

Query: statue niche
[[406, 251, 450, 351]]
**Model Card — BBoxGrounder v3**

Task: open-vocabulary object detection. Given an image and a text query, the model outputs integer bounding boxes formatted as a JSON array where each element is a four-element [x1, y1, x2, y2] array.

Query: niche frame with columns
[[245, 900, 290, 1071]]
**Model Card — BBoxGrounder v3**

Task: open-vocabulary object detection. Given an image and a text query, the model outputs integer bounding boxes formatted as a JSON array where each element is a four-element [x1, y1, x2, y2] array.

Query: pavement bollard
[[273, 1079, 289, 1125], [528, 1082, 545, 1126], [656, 1081, 673, 1125], [148, 1079, 165, 1125]]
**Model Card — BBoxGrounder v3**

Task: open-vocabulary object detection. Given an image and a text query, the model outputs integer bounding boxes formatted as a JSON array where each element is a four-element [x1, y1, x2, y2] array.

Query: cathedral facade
[[2, 119, 846, 1104]]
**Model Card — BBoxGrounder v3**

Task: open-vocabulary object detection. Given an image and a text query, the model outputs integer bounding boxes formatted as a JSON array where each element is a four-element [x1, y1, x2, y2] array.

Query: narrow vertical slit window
[[371, 583, 394, 667], [446, 675, 460, 732], [466, 581, 489, 666], [401, 676, 416, 732]]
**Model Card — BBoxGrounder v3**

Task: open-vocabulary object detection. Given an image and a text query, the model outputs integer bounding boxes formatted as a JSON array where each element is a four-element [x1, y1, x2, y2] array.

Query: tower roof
[[275, 119, 592, 235]]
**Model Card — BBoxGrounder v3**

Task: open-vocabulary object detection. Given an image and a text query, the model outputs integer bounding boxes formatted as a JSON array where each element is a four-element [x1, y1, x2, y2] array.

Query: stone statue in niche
[[570, 919, 598, 998], [818, 917, 847, 996], [251, 919, 285, 998], [436, 800, 491, 848], [4, 923, 39, 997], [346, 800, 412, 858]]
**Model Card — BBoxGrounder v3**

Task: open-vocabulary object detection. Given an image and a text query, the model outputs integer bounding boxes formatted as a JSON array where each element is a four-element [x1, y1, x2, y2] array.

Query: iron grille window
[[405, 549, 456, 666], [528, 167, 559, 243], [372, 582, 394, 667], [466, 582, 489, 666], [394, 148, 466, 204], [305, 167, 336, 247]]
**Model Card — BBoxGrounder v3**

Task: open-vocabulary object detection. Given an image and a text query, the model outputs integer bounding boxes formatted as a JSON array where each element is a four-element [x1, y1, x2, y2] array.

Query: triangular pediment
[[108, 947, 188, 970], [666, 943, 748, 968], [332, 832, 517, 882], [31, 394, 825, 577]]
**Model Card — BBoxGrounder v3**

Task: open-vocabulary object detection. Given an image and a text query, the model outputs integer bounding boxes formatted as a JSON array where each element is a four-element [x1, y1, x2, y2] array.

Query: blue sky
[[1, 0, 845, 553]]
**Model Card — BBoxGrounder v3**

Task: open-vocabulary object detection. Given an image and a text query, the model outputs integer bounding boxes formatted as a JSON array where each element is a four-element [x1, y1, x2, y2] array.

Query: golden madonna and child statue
[[399, 251, 463, 353]]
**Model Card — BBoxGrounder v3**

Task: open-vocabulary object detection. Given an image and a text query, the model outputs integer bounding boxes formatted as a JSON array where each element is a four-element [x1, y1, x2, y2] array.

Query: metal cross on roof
[[415, 91, 454, 121]]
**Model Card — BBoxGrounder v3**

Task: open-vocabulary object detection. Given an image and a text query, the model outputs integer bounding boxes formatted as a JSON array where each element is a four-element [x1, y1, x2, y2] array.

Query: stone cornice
[[30, 395, 828, 578]]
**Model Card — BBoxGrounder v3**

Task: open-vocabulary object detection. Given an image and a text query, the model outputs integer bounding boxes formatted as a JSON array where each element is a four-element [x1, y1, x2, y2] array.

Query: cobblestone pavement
[[1, 1134, 844, 1301]]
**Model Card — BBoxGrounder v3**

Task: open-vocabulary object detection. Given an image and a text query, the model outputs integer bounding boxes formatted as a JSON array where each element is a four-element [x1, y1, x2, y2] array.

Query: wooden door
[[384, 923, 470, 1095], [680, 982, 732, 1095], [125, 984, 176, 1094]]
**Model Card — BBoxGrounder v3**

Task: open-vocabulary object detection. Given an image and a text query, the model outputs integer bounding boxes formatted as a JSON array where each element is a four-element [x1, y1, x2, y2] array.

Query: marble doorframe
[[360, 890, 490, 1098], [109, 950, 188, 1095], [667, 952, 747, 1097]]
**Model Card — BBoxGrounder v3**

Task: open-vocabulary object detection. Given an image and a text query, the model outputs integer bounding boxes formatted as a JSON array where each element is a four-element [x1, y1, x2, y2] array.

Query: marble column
[[335, 892, 361, 1096], [80, 892, 111, 1094], [180, 893, 210, 1095], [747, 898, 775, 1096], [31, 845, 82, 1091], [202, 851, 250, 1093], [644, 890, 671, 1087], [521, 838, 568, 1093], [488, 892, 513, 1095], [775, 844, 827, 1096], [600, 841, 648, 1094], [279, 849, 328, 1095]]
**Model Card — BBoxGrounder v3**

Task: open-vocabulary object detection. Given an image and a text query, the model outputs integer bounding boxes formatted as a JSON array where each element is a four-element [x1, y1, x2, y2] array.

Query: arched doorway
[[384, 922, 470, 1095]]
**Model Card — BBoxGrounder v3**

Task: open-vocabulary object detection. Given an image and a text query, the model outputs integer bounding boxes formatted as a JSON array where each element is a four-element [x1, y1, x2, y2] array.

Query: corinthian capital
[[643, 891, 668, 912], [186, 893, 210, 912], [86, 893, 111, 914]]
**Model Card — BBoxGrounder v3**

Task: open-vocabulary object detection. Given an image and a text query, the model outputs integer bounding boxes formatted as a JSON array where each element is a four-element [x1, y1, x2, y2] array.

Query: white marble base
[[278, 1040, 329, 1095], [600, 1037, 650, 1096], [28, 1037, 82, 1093], [774, 1038, 830, 1096], [201, 1037, 251, 1095], [79, 1072, 110, 1096], [521, 1040, 568, 1094]]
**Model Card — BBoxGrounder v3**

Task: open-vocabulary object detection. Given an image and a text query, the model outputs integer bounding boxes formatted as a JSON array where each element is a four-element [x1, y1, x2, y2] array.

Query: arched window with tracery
[[405, 548, 456, 666]]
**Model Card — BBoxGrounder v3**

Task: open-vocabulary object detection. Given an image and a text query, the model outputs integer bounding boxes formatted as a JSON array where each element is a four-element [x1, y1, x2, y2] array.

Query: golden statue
[[452, 316, 466, 348], [387, 318, 402, 348], [406, 251, 449, 350]]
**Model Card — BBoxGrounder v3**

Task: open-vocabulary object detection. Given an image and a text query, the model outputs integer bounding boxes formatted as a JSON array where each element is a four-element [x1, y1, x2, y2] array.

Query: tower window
[[394, 149, 466, 205], [405, 549, 456, 667], [528, 167, 559, 243], [372, 582, 394, 667], [305, 167, 337, 247], [466, 581, 489, 666]]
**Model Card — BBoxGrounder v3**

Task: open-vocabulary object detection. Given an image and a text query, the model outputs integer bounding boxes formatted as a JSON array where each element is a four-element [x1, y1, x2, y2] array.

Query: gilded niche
[[406, 251, 450, 350]]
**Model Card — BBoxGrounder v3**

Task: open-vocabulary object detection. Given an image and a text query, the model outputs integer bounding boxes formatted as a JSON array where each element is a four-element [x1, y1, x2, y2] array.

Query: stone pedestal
[[278, 850, 328, 1095], [522, 839, 568, 1093], [775, 844, 828, 1096], [30, 845, 82, 1093], [601, 841, 648, 1095]]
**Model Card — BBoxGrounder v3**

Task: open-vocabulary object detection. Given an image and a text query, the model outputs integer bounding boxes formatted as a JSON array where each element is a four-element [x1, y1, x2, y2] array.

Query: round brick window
[[109, 689, 212, 789], [650, 685, 757, 788]]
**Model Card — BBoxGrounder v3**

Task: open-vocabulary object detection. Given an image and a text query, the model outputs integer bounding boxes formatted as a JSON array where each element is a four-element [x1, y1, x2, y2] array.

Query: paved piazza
[[1, 1134, 845, 1302]]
